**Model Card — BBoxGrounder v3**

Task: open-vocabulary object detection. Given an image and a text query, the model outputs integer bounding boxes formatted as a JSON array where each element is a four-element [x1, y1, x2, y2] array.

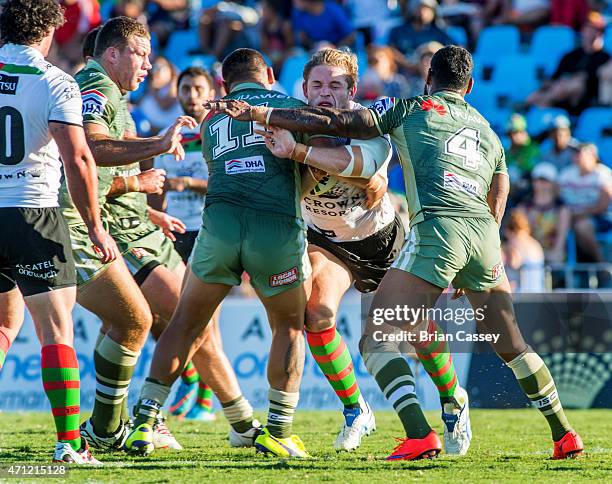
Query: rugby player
[[209, 45, 584, 460], [0, 0, 117, 463], [125, 48, 312, 458]]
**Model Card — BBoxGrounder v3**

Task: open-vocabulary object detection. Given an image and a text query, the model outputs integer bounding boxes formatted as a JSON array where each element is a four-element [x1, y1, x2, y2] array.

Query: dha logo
[[225, 155, 266, 175], [81, 89, 107, 116]]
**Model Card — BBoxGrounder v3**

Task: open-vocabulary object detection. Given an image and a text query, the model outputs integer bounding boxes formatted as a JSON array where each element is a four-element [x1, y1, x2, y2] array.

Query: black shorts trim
[[133, 260, 161, 286], [307, 214, 406, 293]]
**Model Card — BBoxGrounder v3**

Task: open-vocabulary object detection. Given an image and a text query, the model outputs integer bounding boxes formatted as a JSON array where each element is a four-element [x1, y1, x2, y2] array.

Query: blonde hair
[[303, 48, 359, 89]]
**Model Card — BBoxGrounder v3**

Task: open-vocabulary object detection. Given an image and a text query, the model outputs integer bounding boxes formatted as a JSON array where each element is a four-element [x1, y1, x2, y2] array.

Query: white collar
[[0, 43, 45, 62]]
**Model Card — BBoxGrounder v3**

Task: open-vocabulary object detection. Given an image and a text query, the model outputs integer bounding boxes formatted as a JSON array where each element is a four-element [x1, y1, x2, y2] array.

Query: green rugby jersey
[[369, 91, 507, 225], [202, 83, 305, 218]]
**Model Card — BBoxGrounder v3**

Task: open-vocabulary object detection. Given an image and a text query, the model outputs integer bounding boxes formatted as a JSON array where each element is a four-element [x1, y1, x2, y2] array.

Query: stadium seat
[[605, 25, 612, 54], [525, 106, 570, 137], [164, 29, 200, 60], [574, 107, 612, 142], [529, 26, 576, 77], [597, 138, 612, 168], [474, 26, 521, 67], [447, 26, 468, 47], [175, 54, 217, 72], [490, 55, 540, 104], [279, 53, 310, 93], [467, 82, 512, 133]]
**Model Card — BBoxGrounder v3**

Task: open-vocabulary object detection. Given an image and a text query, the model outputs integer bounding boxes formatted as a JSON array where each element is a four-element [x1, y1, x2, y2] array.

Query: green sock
[[306, 325, 361, 407], [221, 395, 254, 433], [41, 344, 81, 450], [195, 381, 214, 411], [92, 335, 139, 436], [267, 389, 299, 439], [414, 321, 458, 399], [507, 348, 572, 441], [363, 350, 431, 439], [181, 361, 200, 385]]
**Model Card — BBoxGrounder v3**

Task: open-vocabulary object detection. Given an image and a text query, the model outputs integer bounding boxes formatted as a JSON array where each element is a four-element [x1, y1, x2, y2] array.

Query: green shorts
[[393, 216, 504, 291], [120, 228, 183, 283], [69, 223, 109, 287], [190, 203, 310, 297]]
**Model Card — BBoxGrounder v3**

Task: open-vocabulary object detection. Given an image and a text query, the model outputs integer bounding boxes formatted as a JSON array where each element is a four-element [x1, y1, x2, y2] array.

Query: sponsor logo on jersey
[[371, 97, 395, 116], [421, 99, 447, 115], [0, 73, 18, 95], [443, 170, 480, 197], [492, 262, 504, 280], [269, 267, 299, 287], [225, 156, 265, 174], [81, 89, 107, 116]]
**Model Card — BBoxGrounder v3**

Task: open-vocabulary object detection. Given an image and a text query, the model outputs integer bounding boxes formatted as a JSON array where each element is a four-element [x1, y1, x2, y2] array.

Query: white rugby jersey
[[301, 104, 396, 242], [0, 44, 82, 208]]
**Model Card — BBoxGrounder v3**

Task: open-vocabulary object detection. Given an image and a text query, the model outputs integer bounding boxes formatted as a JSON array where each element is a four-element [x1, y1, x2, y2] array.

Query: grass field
[[0, 410, 610, 483]]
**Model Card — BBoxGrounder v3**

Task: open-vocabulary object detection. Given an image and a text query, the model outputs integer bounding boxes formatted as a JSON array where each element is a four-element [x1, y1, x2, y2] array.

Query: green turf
[[0, 410, 610, 483]]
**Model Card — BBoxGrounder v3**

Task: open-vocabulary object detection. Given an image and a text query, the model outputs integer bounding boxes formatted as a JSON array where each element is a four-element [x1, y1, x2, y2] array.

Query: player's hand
[[204, 100, 268, 122], [365, 174, 387, 209], [254, 126, 295, 159], [149, 208, 186, 241], [166, 176, 191, 192], [137, 169, 166, 194], [88, 225, 118, 264], [160, 116, 198, 161]]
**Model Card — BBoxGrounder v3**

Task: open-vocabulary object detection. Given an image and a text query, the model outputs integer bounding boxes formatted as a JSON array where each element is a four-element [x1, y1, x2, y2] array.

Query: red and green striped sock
[[413, 320, 458, 399], [0, 328, 10, 370], [41, 344, 81, 450], [195, 381, 214, 412], [306, 325, 361, 407], [181, 361, 199, 385]]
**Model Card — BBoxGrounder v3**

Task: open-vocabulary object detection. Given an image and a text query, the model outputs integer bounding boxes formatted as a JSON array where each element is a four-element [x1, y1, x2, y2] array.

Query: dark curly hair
[[0, 0, 65, 46], [429, 45, 473, 92]]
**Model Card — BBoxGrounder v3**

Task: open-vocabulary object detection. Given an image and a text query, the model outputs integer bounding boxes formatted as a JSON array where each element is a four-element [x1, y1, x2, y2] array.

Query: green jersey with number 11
[[369, 92, 507, 226]]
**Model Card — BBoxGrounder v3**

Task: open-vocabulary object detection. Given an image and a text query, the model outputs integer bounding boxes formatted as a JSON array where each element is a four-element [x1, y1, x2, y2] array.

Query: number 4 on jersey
[[445, 127, 481, 171]]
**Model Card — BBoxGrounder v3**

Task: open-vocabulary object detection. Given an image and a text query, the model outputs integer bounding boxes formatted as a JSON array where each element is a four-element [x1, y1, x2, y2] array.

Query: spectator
[[559, 143, 612, 263], [260, 0, 294, 72], [111, 0, 148, 25], [503, 209, 546, 292], [146, 0, 190, 46], [292, 0, 355, 50], [539, 115, 580, 171], [138, 56, 183, 134], [346, 0, 390, 46], [527, 12, 610, 115], [551, 0, 589, 30], [405, 41, 443, 96], [388, 0, 453, 57], [492, 0, 550, 30], [517, 163, 571, 263], [505, 114, 541, 200], [359, 46, 412, 100]]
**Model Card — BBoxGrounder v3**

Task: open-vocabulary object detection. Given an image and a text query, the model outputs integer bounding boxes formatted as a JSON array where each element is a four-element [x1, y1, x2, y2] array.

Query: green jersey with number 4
[[369, 91, 507, 226], [202, 82, 305, 218]]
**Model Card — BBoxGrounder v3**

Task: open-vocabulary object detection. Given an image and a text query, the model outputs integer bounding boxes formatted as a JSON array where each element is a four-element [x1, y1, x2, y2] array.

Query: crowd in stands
[[45, 0, 612, 289]]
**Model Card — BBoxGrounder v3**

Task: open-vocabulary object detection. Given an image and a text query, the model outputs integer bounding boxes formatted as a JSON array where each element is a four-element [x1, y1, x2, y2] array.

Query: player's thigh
[[25, 286, 77, 346], [77, 256, 152, 331], [392, 217, 470, 291], [190, 204, 243, 288], [140, 263, 182, 322], [243, 211, 311, 299], [0, 284, 25, 340], [69, 223, 112, 287], [305, 244, 353, 331]]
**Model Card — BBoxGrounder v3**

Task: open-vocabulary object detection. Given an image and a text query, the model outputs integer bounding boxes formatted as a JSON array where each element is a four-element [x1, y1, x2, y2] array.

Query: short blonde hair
[[303, 48, 359, 89]]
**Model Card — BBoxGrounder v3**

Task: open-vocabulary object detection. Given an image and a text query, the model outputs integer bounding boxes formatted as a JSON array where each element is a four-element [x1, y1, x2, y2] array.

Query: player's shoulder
[[75, 63, 120, 98]]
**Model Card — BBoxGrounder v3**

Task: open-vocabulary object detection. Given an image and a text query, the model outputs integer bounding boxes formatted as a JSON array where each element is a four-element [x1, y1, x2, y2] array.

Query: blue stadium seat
[[597, 138, 612, 168], [164, 29, 199, 60], [574, 107, 612, 142], [605, 25, 612, 54], [474, 26, 521, 67], [529, 26, 575, 77], [447, 26, 468, 46], [525, 106, 570, 137], [279, 54, 310, 93], [175, 54, 216, 72], [467, 82, 512, 134], [490, 55, 540, 103]]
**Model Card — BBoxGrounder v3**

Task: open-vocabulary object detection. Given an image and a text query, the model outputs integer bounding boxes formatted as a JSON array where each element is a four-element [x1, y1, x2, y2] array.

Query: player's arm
[[166, 176, 208, 195], [107, 168, 167, 198], [84, 115, 197, 167], [50, 123, 117, 263], [147, 206, 186, 241], [487, 173, 509, 226]]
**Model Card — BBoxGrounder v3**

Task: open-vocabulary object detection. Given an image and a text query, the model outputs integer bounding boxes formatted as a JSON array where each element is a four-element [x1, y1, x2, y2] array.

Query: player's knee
[[305, 300, 336, 332]]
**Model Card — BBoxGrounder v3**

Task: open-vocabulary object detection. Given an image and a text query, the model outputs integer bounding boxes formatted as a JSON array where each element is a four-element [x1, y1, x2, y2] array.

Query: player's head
[[0, 0, 65, 56], [94, 16, 152, 92], [426, 45, 473, 96], [302, 48, 358, 109], [82, 26, 102, 63], [177, 66, 215, 121], [221, 48, 274, 92]]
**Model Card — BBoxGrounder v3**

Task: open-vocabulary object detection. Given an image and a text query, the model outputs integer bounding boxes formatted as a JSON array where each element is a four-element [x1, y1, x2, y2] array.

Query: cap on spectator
[[585, 11, 606, 33], [506, 114, 527, 133], [416, 41, 444, 58], [411, 0, 438, 11], [531, 162, 558, 182], [551, 114, 571, 130]]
